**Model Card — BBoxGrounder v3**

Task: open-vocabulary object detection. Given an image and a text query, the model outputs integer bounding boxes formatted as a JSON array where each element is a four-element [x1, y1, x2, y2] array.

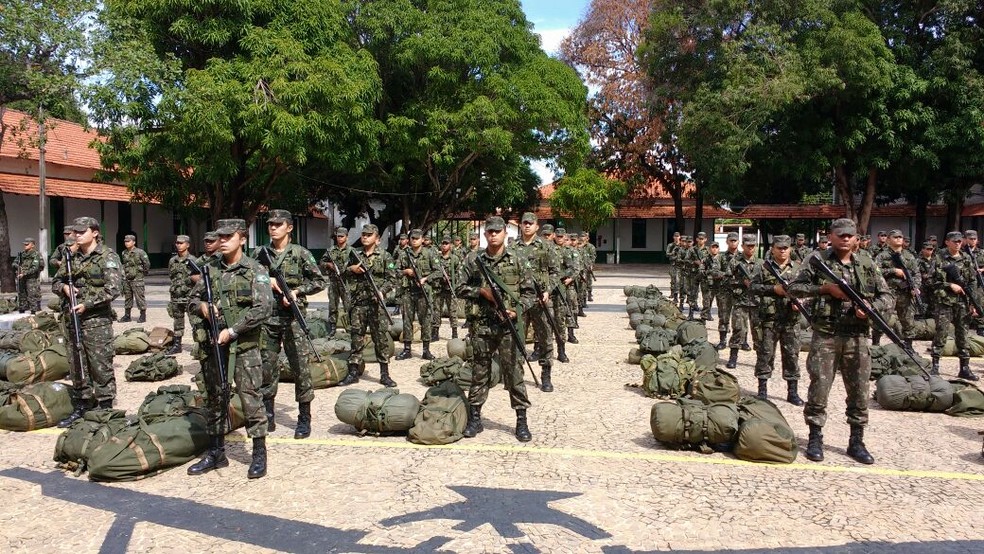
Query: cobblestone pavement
[[1, 265, 982, 553]]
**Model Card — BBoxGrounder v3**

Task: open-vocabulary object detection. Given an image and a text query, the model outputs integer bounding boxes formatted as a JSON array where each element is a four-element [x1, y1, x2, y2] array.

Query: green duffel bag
[[681, 339, 718, 371], [627, 348, 643, 365], [334, 388, 420, 435], [19, 329, 54, 353], [639, 328, 676, 355], [125, 352, 182, 382], [86, 411, 209, 482], [306, 317, 331, 339], [309, 357, 350, 388], [138, 385, 203, 418], [641, 348, 694, 399], [309, 337, 352, 357], [447, 338, 470, 360], [420, 356, 465, 386], [364, 336, 396, 363], [734, 397, 797, 463], [634, 324, 654, 342], [945, 381, 984, 417], [0, 348, 21, 380], [624, 285, 646, 298], [676, 320, 708, 346], [113, 327, 151, 355], [650, 398, 739, 452], [875, 375, 953, 412], [4, 344, 69, 384], [626, 302, 644, 317], [0, 331, 27, 350], [689, 367, 741, 405], [0, 381, 73, 431], [628, 312, 644, 329], [408, 379, 468, 445], [12, 312, 60, 332], [53, 409, 130, 468]]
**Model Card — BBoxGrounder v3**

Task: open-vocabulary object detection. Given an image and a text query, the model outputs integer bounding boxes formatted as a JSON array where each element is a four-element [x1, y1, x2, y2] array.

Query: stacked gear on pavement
[[0, 380, 73, 431], [124, 352, 182, 382], [334, 388, 420, 436]]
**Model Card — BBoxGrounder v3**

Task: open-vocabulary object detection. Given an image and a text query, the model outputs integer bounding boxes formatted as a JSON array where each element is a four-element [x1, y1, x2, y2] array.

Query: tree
[[549, 168, 626, 232]]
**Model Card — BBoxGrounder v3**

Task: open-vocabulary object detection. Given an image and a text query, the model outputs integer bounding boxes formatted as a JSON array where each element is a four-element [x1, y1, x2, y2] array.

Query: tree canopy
[[549, 168, 626, 232]]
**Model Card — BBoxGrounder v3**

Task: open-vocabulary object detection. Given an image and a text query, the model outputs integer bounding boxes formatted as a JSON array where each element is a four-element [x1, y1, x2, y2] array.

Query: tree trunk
[[834, 165, 857, 222], [857, 167, 877, 235], [693, 180, 704, 235], [0, 193, 13, 292], [671, 186, 684, 235]]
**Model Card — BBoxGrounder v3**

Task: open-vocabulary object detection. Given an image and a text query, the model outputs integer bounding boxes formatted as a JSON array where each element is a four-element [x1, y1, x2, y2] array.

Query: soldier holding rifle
[[931, 231, 979, 380], [319, 226, 354, 337]]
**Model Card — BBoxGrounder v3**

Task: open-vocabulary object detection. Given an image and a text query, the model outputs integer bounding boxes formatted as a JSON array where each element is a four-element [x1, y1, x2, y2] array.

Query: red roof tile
[[1, 109, 104, 170], [0, 173, 135, 203]]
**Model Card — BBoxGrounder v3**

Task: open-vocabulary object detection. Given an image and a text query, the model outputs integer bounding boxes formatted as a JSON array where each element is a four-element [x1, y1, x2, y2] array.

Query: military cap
[[680, 235, 690, 242], [409, 228, 424, 238], [362, 223, 379, 235], [772, 235, 792, 248], [673, 231, 681, 237], [485, 216, 506, 231], [877, 230, 888, 237], [921, 241, 935, 249], [928, 235, 938, 241], [829, 218, 857, 236], [441, 235, 453, 243], [398, 232, 408, 240], [70, 216, 99, 232], [124, 234, 136, 242], [696, 231, 707, 238], [741, 234, 757, 245], [22, 237, 35, 244], [888, 229, 903, 238], [334, 226, 348, 236], [469, 231, 479, 239], [709, 241, 720, 248], [540, 224, 554, 234], [521, 212, 537, 223], [945, 231, 964, 241], [580, 232, 589, 237], [62, 226, 74, 234], [795, 233, 805, 240], [818, 234, 828, 242], [266, 209, 292, 223], [203, 231, 219, 241], [964, 230, 978, 239], [175, 234, 191, 243], [216, 218, 247, 234], [554, 227, 567, 237], [726, 232, 739, 240], [904, 236, 911, 242]]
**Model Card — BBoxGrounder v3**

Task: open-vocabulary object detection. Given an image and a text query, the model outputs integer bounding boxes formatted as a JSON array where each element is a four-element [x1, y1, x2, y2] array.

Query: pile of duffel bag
[[0, 380, 73, 431], [0, 314, 70, 385], [874, 374, 984, 417]]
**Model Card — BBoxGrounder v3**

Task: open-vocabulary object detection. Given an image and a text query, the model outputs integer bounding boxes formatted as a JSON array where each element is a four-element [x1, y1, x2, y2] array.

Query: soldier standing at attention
[[48, 227, 74, 273], [874, 229, 922, 346], [187, 219, 273, 479], [816, 234, 829, 251], [961, 230, 984, 335], [452, 235, 466, 258], [726, 234, 761, 368], [749, 235, 804, 405], [467, 231, 481, 257], [692, 232, 712, 321], [676, 236, 694, 312], [319, 226, 354, 337], [917, 240, 937, 319], [457, 216, 536, 441], [552, 228, 580, 344], [14, 237, 43, 313], [396, 229, 440, 359], [789, 218, 892, 465], [512, 213, 561, 389], [338, 224, 398, 387], [707, 240, 729, 349], [872, 231, 889, 256], [54, 217, 122, 426], [119, 234, 150, 323], [579, 232, 596, 303], [167, 235, 195, 354], [666, 232, 681, 304], [791, 234, 813, 263], [930, 231, 979, 380], [432, 235, 462, 341], [256, 210, 326, 438]]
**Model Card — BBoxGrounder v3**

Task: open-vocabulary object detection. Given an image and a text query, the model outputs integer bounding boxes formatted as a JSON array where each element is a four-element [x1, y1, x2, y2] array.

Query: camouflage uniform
[[120, 242, 150, 316], [874, 241, 921, 341], [344, 239, 397, 375], [790, 235, 813, 263], [432, 245, 462, 340], [727, 245, 761, 364], [13, 242, 43, 313], [552, 229, 580, 342], [750, 248, 803, 400], [710, 238, 740, 348], [512, 225, 561, 384], [396, 239, 440, 357], [930, 236, 979, 380], [168, 247, 195, 341], [582, 234, 596, 301], [318, 227, 354, 334], [685, 236, 712, 319], [666, 237, 680, 302], [916, 243, 938, 318]]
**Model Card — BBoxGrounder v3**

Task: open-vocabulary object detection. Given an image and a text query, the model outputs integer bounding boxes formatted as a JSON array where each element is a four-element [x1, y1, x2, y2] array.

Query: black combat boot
[[704, 314, 713, 322], [431, 328, 440, 342], [526, 347, 541, 362], [716, 332, 728, 350], [137, 310, 146, 323], [958, 358, 979, 381], [462, 406, 483, 438], [187, 435, 229, 475], [741, 341, 751, 351], [97, 399, 113, 410], [421, 343, 436, 361], [379, 363, 397, 387], [805, 424, 824, 462], [451, 326, 458, 339], [756, 378, 768, 400], [247, 437, 267, 479], [166, 336, 182, 355], [327, 320, 336, 338], [567, 328, 579, 344], [556, 342, 569, 363], [725, 348, 739, 369], [846, 425, 874, 465], [786, 381, 804, 406], [515, 408, 532, 442], [118, 310, 132, 323], [588, 291, 593, 302], [294, 401, 312, 439], [687, 306, 695, 320], [57, 398, 93, 428], [263, 398, 276, 432], [338, 363, 360, 386], [395, 342, 413, 360], [577, 306, 586, 317], [871, 331, 881, 346], [540, 364, 553, 393], [931, 356, 940, 376]]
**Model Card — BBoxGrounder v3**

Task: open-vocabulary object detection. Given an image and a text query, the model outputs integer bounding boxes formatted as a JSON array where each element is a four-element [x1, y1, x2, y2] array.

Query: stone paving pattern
[[0, 265, 982, 552]]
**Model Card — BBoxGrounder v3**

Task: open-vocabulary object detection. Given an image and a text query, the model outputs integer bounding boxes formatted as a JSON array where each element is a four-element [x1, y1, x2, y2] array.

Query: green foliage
[[549, 169, 626, 232]]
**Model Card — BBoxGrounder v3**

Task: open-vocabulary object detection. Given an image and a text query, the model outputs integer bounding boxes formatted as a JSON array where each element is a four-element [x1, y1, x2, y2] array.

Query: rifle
[[474, 256, 540, 386], [402, 247, 434, 311], [809, 256, 931, 380], [185, 258, 232, 430], [889, 250, 927, 318], [438, 258, 456, 300], [60, 245, 88, 384], [941, 263, 984, 318], [531, 276, 566, 351], [553, 280, 579, 328], [323, 249, 350, 305], [763, 259, 813, 324], [348, 250, 394, 326], [962, 245, 984, 290], [256, 247, 323, 363]]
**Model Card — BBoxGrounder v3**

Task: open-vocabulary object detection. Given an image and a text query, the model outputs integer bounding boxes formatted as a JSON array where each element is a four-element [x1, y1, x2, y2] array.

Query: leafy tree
[[549, 168, 626, 232]]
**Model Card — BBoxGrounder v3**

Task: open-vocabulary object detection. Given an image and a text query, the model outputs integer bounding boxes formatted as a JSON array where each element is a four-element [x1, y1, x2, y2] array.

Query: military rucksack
[[53, 409, 130, 470], [650, 398, 739, 453], [125, 352, 182, 382], [875, 375, 953, 412], [689, 367, 741, 405], [420, 356, 465, 386], [945, 381, 984, 417], [640, 348, 695, 399], [408, 380, 468, 445], [734, 396, 797, 463], [676, 320, 708, 346], [18, 329, 54, 353], [0, 381, 73, 431], [4, 343, 69, 384], [680, 339, 718, 371], [113, 327, 151, 355], [334, 388, 421, 435], [11, 312, 59, 332], [639, 328, 676, 355]]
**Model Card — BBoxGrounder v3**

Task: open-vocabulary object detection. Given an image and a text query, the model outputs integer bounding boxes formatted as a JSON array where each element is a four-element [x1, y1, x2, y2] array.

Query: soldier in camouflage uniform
[[817, 234, 829, 252], [789, 218, 892, 465], [665, 232, 681, 303], [319, 226, 354, 337], [394, 232, 409, 316], [961, 230, 984, 335], [187, 219, 274, 479], [749, 235, 804, 406], [396, 228, 440, 360], [54, 217, 122, 427], [580, 232, 596, 303], [457, 216, 536, 442], [551, 227, 580, 344], [872, 231, 888, 257], [676, 236, 694, 311], [48, 226, 74, 273], [569, 235, 587, 317], [790, 234, 813, 263], [467, 231, 481, 257], [118, 234, 150, 323], [432, 235, 461, 341], [512, 213, 562, 390], [874, 229, 922, 345], [452, 235, 466, 259], [167, 235, 195, 354], [711, 232, 741, 349], [255, 210, 327, 439], [13, 237, 43, 313], [685, 232, 712, 320], [338, 224, 398, 387], [916, 240, 938, 319], [726, 234, 761, 368], [930, 231, 979, 380]]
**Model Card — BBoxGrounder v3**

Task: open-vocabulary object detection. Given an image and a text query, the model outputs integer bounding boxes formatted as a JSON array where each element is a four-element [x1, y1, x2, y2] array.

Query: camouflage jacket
[[683, 245, 709, 276], [13, 250, 42, 279], [49, 245, 69, 272], [750, 259, 802, 323], [791, 245, 813, 263], [511, 236, 559, 292], [52, 243, 122, 319], [931, 249, 979, 307], [253, 243, 326, 315], [875, 247, 921, 293], [455, 247, 535, 323], [398, 246, 441, 296], [707, 252, 730, 289], [169, 253, 195, 299], [121, 247, 151, 280], [319, 244, 354, 286], [189, 254, 273, 348], [433, 251, 462, 293], [730, 254, 762, 307], [343, 247, 396, 302], [553, 244, 578, 283]]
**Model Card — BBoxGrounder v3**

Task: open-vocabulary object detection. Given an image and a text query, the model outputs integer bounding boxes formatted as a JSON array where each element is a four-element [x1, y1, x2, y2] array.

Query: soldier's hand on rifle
[[894, 268, 905, 278], [949, 283, 965, 295], [479, 287, 498, 306], [217, 328, 234, 345], [199, 302, 221, 319], [773, 284, 786, 297], [73, 303, 86, 315], [505, 309, 517, 320], [541, 292, 550, 304], [281, 289, 299, 309], [403, 268, 415, 277], [563, 277, 573, 286], [61, 284, 79, 298], [820, 283, 850, 301], [349, 263, 365, 274]]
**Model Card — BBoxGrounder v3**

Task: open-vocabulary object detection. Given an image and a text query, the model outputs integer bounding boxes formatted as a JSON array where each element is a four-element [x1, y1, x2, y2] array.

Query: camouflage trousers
[[431, 290, 457, 335], [755, 320, 801, 381], [933, 301, 972, 360], [259, 318, 313, 404], [122, 277, 147, 311], [203, 344, 266, 438], [728, 305, 758, 349], [669, 266, 679, 300], [714, 289, 734, 333], [17, 277, 41, 312], [348, 298, 392, 366], [577, 276, 588, 307], [699, 278, 712, 319], [327, 278, 349, 327], [804, 331, 871, 428], [168, 297, 190, 338], [66, 315, 116, 403], [402, 291, 432, 343], [468, 319, 531, 410], [552, 291, 571, 334], [681, 271, 697, 307], [891, 289, 916, 339], [525, 300, 555, 366]]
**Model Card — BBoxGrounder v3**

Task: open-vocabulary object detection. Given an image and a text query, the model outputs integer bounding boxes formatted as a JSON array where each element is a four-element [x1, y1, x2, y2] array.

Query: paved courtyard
[[0, 264, 982, 553]]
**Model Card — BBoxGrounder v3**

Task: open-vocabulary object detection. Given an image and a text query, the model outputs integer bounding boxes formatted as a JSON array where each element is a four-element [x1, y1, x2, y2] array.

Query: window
[[632, 219, 647, 249]]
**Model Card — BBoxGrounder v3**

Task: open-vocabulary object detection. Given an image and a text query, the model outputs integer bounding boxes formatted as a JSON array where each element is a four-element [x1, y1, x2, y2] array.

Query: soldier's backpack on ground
[[0, 381, 73, 431], [945, 381, 984, 417], [875, 375, 954, 412], [942, 335, 984, 357], [408, 379, 469, 445], [640, 348, 695, 399], [869, 344, 926, 380], [114, 327, 151, 355], [734, 396, 797, 463], [689, 367, 741, 405], [4, 343, 69, 384], [676, 321, 708, 345], [681, 339, 718, 370], [420, 356, 465, 386], [278, 354, 354, 388], [639, 328, 677, 355], [650, 398, 739, 453], [147, 327, 175, 351], [53, 409, 130, 470], [137, 385, 202, 418], [12, 312, 60, 332], [334, 388, 420, 435], [125, 352, 182, 382], [18, 329, 54, 353]]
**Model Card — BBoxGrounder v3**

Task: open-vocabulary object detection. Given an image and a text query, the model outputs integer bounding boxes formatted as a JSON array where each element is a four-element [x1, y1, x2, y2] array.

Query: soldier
[[432, 235, 461, 341], [817, 234, 829, 251], [689, 232, 712, 320], [789, 218, 892, 465], [962, 230, 984, 334], [201, 231, 220, 262], [338, 224, 398, 387], [13, 237, 43, 313], [48, 226, 75, 273], [118, 234, 150, 323], [167, 235, 195, 354], [675, 236, 693, 312], [791, 233, 813, 263], [551, 227, 580, 344], [666, 232, 681, 303], [872, 231, 888, 256], [319, 226, 354, 337], [451, 235, 465, 258], [187, 219, 273, 479], [930, 231, 979, 380], [456, 216, 535, 442], [54, 217, 122, 427], [707, 236, 736, 349], [726, 234, 761, 369], [749, 235, 804, 405], [874, 229, 922, 345], [467, 231, 481, 256], [512, 213, 562, 389], [255, 210, 327, 438], [395, 228, 440, 359], [916, 240, 938, 313]]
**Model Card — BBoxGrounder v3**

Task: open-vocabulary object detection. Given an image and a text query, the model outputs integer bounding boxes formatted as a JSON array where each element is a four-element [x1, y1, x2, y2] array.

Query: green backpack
[[0, 381, 73, 431], [137, 385, 203, 418], [113, 327, 151, 355], [875, 375, 954, 412], [689, 367, 741, 405], [125, 352, 182, 382], [639, 328, 676, 355], [945, 381, 984, 417], [333, 388, 421, 435], [680, 339, 718, 370], [12, 312, 60, 332], [4, 343, 69, 384], [86, 411, 210, 482], [420, 356, 465, 386], [734, 396, 797, 464], [640, 347, 695, 399], [408, 380, 469, 445], [53, 409, 130, 470], [676, 320, 708, 345], [650, 398, 739, 453]]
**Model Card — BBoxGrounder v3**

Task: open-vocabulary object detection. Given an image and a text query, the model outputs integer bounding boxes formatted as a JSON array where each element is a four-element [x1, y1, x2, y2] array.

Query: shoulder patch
[[106, 259, 119, 269], [387, 262, 396, 269], [256, 274, 270, 284]]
